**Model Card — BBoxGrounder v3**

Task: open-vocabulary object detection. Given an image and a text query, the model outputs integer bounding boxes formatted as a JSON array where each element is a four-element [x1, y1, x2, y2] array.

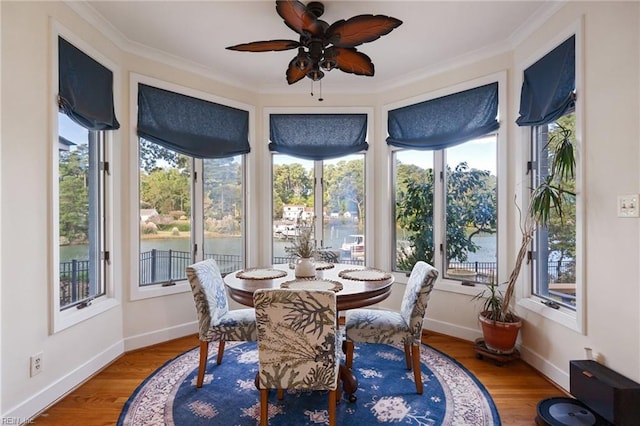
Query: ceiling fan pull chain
[[318, 79, 323, 102]]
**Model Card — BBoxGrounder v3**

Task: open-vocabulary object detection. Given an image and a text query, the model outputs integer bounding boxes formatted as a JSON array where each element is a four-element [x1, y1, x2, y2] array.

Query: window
[[58, 113, 107, 309], [202, 156, 244, 271], [138, 140, 193, 286], [138, 143, 245, 286], [388, 79, 502, 282], [393, 135, 498, 283], [515, 32, 580, 324], [531, 112, 576, 309], [133, 78, 250, 295], [53, 32, 120, 331], [269, 112, 369, 266], [272, 154, 365, 265]]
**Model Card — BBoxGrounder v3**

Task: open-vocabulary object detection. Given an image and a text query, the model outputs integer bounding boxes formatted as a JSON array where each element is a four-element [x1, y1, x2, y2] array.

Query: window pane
[[138, 139, 192, 285], [394, 150, 434, 272], [323, 154, 365, 265], [532, 113, 576, 309], [445, 136, 497, 283], [58, 112, 106, 309], [203, 156, 244, 275], [272, 155, 314, 264]]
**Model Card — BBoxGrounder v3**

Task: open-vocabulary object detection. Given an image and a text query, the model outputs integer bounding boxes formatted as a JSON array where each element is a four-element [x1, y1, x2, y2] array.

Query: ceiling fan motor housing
[[306, 1, 325, 18]]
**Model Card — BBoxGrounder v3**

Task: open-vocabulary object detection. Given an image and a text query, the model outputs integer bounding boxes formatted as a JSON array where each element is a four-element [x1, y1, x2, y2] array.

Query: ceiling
[[76, 1, 563, 95]]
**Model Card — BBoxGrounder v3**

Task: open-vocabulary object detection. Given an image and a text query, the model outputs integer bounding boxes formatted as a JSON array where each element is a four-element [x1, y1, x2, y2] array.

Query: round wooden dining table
[[223, 262, 395, 401], [223, 262, 394, 311]]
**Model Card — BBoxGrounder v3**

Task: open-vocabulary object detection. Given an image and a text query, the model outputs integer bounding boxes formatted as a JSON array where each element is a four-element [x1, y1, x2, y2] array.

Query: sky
[[59, 113, 88, 146]]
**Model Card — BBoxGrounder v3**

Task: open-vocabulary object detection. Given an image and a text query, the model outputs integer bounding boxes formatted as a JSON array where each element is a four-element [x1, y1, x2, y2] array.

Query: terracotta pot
[[478, 312, 522, 354], [294, 257, 316, 278]]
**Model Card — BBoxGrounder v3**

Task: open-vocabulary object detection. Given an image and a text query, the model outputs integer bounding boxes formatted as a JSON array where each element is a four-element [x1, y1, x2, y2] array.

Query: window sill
[[518, 297, 582, 334], [129, 279, 191, 301], [434, 277, 488, 297], [52, 296, 119, 334]]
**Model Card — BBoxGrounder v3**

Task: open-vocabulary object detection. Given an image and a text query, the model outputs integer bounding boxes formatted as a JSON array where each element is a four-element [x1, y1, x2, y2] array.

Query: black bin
[[570, 360, 640, 426]]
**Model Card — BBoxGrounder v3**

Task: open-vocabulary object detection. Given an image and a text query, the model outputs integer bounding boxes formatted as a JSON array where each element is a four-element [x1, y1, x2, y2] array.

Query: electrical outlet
[[30, 352, 43, 377], [617, 194, 640, 217]]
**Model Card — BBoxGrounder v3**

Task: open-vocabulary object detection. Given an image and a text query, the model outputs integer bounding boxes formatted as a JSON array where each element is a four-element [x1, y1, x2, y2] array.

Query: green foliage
[[140, 168, 190, 215], [472, 280, 506, 321], [139, 139, 189, 173], [532, 121, 576, 228], [496, 118, 576, 320], [140, 222, 158, 234], [395, 162, 496, 271], [323, 159, 365, 222], [203, 157, 243, 220], [59, 145, 90, 244], [273, 163, 313, 218]]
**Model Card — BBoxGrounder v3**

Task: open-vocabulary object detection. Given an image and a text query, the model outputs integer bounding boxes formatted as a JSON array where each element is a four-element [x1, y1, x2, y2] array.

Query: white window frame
[[129, 73, 254, 301], [383, 71, 508, 296], [262, 107, 374, 267], [50, 23, 120, 333], [516, 22, 585, 334]]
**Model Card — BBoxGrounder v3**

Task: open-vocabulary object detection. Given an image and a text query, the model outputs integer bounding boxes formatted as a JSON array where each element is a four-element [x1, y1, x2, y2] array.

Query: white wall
[[1, 0, 639, 421]]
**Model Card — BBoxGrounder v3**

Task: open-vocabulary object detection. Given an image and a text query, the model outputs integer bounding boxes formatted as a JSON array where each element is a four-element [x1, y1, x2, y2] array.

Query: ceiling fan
[[226, 0, 402, 87]]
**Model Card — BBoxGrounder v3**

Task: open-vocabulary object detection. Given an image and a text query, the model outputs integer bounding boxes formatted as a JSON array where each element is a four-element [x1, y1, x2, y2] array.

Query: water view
[[59, 229, 497, 263]]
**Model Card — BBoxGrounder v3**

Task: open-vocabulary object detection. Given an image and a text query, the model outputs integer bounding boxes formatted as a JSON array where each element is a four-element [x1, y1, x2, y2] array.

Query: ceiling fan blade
[[331, 47, 374, 76], [326, 15, 403, 47], [286, 57, 310, 84], [276, 0, 323, 37], [226, 39, 300, 52]]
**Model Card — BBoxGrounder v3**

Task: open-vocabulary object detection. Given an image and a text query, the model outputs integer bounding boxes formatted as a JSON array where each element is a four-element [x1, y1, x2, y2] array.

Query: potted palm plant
[[476, 123, 576, 354]]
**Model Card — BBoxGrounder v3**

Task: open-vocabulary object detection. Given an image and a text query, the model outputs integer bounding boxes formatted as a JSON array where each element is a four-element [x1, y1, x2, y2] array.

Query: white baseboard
[[123, 321, 198, 351], [425, 317, 570, 392], [424, 318, 483, 342], [519, 345, 570, 392], [2, 340, 124, 424], [2, 321, 199, 423]]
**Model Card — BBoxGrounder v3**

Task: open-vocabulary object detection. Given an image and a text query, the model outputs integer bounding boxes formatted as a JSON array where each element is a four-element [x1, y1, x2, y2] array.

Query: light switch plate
[[617, 194, 640, 217]]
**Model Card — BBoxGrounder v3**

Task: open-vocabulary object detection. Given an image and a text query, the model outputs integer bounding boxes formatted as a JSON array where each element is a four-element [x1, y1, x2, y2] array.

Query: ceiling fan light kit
[[226, 0, 402, 98]]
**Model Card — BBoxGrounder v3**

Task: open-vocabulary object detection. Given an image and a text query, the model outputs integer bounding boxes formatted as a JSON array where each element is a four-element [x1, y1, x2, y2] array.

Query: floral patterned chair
[[186, 259, 257, 388], [344, 261, 438, 394], [254, 288, 340, 426]]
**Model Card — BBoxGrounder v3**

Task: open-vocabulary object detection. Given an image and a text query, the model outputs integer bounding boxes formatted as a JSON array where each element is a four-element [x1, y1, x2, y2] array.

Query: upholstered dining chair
[[253, 288, 340, 426], [186, 259, 257, 388], [344, 261, 438, 394]]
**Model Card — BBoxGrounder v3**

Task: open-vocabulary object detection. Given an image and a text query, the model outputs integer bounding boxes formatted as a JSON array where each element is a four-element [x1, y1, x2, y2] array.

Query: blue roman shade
[[58, 37, 120, 131], [387, 82, 499, 150], [516, 35, 575, 126], [269, 114, 368, 160], [137, 83, 250, 159]]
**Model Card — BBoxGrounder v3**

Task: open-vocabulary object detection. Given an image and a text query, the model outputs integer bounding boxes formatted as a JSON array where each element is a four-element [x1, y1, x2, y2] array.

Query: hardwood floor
[[33, 332, 565, 425]]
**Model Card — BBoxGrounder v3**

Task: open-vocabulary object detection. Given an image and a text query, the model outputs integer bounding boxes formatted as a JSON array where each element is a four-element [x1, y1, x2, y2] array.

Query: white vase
[[294, 257, 316, 278]]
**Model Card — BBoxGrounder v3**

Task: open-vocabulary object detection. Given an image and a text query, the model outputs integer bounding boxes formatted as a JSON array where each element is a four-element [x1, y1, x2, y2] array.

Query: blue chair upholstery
[[254, 288, 340, 426], [186, 259, 257, 388], [344, 261, 438, 394]]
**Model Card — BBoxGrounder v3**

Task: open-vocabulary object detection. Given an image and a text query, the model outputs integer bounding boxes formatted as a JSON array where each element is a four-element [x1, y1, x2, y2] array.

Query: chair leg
[[403, 344, 412, 369], [216, 341, 226, 365], [277, 388, 284, 400], [412, 344, 423, 394], [328, 389, 337, 426], [197, 341, 208, 388], [345, 340, 354, 368], [260, 389, 268, 426]]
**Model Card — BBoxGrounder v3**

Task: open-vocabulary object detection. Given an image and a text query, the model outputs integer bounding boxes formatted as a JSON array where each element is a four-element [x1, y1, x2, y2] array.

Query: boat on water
[[273, 224, 299, 239], [340, 234, 364, 259]]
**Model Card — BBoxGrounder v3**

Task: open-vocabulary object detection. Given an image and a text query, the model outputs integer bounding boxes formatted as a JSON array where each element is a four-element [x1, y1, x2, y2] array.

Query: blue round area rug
[[118, 341, 500, 425]]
